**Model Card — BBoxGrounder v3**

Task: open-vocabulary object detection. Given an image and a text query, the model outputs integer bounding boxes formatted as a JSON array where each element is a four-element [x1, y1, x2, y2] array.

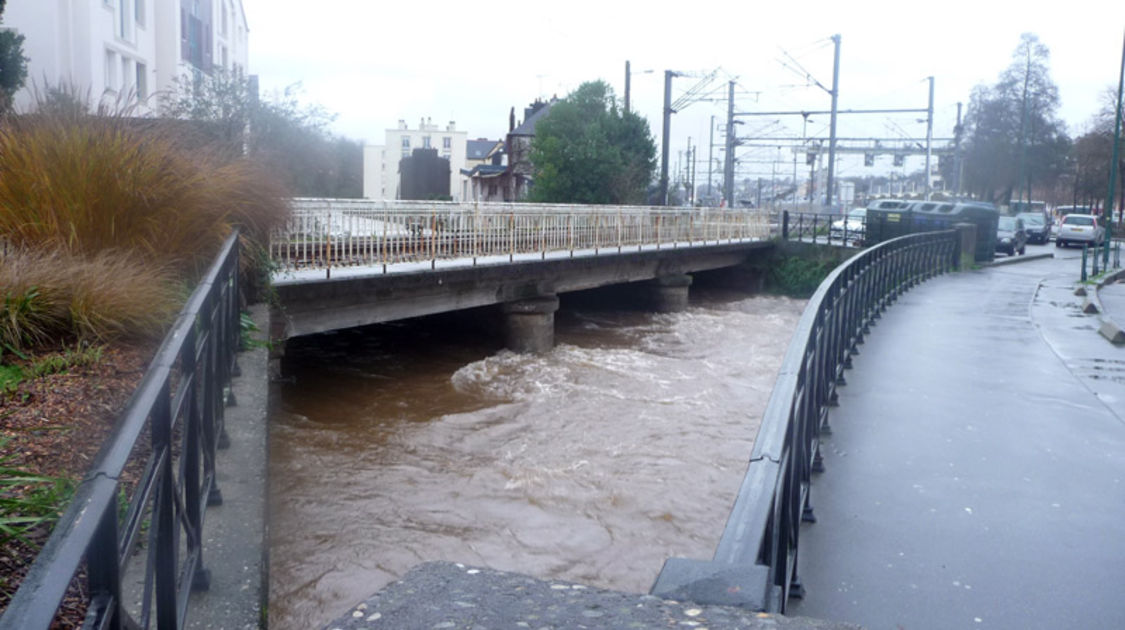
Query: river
[[268, 282, 804, 629]]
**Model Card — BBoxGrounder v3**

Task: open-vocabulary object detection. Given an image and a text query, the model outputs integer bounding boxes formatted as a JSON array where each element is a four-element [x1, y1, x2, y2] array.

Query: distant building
[[461, 98, 554, 202], [4, 0, 249, 112], [460, 138, 506, 202], [363, 118, 468, 201]]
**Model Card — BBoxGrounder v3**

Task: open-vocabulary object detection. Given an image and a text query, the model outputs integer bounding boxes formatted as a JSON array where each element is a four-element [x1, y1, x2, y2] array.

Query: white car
[[1055, 214, 1105, 248], [830, 208, 867, 242]]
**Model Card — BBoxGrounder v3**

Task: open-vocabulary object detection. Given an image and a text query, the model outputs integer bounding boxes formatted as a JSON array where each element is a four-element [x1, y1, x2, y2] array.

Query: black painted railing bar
[[1, 231, 242, 630]]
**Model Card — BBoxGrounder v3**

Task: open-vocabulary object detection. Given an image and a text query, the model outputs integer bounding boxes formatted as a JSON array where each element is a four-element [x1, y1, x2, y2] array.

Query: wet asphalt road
[[788, 243, 1125, 629]]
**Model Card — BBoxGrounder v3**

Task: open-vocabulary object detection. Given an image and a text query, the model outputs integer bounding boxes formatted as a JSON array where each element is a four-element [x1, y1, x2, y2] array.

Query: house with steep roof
[[462, 98, 555, 202]]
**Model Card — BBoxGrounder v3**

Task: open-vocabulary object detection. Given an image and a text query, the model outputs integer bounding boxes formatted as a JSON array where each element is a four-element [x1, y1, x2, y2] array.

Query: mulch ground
[[0, 343, 154, 625]]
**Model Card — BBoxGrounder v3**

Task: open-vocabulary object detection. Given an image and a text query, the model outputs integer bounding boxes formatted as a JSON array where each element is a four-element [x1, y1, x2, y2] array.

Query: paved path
[[788, 248, 1125, 629]]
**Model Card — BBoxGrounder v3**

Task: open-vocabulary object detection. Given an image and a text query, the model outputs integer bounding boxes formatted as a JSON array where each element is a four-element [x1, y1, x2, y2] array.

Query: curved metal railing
[[1, 232, 242, 629], [655, 228, 960, 612]]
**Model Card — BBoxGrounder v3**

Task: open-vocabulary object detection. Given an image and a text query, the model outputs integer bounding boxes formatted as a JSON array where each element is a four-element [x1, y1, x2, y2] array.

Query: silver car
[[1055, 214, 1105, 248]]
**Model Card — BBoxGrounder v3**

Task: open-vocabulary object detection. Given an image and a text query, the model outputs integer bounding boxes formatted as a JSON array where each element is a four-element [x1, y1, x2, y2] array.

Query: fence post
[[782, 210, 790, 240]]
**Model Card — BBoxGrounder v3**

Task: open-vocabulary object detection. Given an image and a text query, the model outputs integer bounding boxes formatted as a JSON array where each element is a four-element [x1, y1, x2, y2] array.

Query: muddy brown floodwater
[[269, 285, 804, 629]]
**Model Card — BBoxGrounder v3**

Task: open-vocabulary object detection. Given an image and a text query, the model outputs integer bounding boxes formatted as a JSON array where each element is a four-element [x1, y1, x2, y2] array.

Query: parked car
[[995, 216, 1027, 256], [830, 207, 867, 243], [1056, 214, 1105, 248], [1016, 211, 1051, 244]]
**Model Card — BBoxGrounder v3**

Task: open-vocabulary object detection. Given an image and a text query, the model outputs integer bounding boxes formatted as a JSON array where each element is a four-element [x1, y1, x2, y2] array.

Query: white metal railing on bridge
[[270, 199, 772, 277]]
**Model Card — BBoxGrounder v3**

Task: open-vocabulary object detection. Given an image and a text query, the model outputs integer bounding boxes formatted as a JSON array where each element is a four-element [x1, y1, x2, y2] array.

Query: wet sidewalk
[[788, 252, 1125, 629]]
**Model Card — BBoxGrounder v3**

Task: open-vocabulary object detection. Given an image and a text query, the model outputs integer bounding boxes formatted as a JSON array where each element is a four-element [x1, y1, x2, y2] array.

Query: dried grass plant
[[0, 102, 290, 347]]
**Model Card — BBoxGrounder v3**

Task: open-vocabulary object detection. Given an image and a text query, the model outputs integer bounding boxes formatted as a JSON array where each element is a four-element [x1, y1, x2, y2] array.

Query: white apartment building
[[364, 118, 468, 201], [4, 0, 248, 112]]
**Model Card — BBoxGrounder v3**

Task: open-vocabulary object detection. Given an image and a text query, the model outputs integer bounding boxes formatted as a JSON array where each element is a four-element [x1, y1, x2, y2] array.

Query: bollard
[[1082, 245, 1088, 283]]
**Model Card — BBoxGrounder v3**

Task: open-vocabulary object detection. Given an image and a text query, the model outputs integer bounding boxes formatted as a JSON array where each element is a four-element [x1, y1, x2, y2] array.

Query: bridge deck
[[789, 254, 1125, 629]]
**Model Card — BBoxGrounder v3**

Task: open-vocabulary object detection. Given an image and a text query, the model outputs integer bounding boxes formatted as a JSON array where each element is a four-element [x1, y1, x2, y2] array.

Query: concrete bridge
[[268, 199, 788, 354]]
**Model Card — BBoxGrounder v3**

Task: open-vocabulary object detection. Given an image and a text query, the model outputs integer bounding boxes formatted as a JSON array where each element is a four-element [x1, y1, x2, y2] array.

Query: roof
[[460, 164, 508, 179], [511, 102, 554, 136], [467, 139, 501, 160]]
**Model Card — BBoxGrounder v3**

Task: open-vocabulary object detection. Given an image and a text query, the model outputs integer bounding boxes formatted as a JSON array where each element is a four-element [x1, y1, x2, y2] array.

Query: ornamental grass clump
[[0, 106, 290, 347], [0, 248, 181, 352], [0, 107, 290, 271]]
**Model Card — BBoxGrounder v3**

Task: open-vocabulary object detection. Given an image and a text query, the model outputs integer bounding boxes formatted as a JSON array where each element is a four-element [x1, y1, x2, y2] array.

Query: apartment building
[[4, 0, 248, 112], [363, 118, 468, 201]]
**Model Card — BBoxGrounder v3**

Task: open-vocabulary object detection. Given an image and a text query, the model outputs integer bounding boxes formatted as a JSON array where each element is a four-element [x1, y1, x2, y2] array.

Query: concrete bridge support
[[651, 274, 693, 312], [502, 295, 560, 353]]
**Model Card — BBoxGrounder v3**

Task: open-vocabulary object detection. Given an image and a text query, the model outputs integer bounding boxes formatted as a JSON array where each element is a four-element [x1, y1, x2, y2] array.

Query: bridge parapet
[[271, 199, 771, 278]]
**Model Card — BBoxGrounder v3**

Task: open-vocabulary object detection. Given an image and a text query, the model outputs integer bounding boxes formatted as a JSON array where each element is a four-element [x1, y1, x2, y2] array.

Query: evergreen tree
[[529, 81, 656, 205], [0, 0, 28, 114]]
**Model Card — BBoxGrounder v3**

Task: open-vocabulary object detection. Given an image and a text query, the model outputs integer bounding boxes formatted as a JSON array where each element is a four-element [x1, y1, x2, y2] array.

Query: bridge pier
[[651, 274, 693, 312], [502, 295, 560, 353]]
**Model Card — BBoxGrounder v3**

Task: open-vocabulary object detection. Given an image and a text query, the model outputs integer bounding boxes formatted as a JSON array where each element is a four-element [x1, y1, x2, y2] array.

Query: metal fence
[[690, 229, 959, 612], [271, 199, 772, 276], [1, 232, 243, 630], [779, 210, 867, 248]]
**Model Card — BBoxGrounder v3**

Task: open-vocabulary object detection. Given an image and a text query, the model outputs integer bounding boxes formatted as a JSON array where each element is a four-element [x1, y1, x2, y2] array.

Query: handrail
[[1, 231, 243, 630], [654, 228, 959, 612], [270, 199, 773, 276]]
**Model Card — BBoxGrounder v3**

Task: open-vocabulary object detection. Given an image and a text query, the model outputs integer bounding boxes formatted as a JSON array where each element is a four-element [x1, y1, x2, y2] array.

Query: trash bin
[[910, 201, 999, 262], [864, 199, 915, 245]]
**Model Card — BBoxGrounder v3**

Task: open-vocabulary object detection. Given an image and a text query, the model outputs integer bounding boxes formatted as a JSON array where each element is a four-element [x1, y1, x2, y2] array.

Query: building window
[[401, 137, 410, 148], [135, 0, 145, 25], [135, 62, 147, 99], [422, 136, 432, 149], [117, 0, 134, 42], [104, 49, 118, 91], [442, 136, 451, 149]]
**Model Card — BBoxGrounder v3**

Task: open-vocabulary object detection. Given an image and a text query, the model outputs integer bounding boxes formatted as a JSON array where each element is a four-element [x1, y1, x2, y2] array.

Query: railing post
[[783, 210, 790, 240], [85, 502, 122, 630]]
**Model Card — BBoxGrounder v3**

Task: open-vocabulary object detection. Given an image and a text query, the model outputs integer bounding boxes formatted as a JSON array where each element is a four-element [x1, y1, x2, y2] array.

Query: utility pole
[[625, 60, 631, 113], [684, 138, 693, 205], [661, 70, 675, 205], [1105, 29, 1124, 228], [954, 102, 964, 197], [723, 81, 735, 206], [1016, 43, 1032, 208], [824, 34, 841, 210], [707, 115, 715, 205], [924, 76, 934, 200]]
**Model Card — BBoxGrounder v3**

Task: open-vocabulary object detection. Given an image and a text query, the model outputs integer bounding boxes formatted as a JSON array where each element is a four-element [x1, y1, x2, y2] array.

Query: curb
[[984, 252, 1054, 266], [1088, 269, 1125, 346]]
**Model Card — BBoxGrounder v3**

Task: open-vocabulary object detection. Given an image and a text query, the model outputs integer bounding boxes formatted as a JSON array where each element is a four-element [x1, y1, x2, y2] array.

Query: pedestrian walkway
[[788, 253, 1125, 629]]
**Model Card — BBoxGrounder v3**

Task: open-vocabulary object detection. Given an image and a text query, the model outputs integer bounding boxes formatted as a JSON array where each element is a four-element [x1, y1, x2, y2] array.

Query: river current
[[269, 285, 804, 629]]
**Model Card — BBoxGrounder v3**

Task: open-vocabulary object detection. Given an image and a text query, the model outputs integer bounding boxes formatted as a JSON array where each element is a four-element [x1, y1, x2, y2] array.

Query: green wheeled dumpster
[[910, 201, 999, 263], [863, 199, 915, 245]]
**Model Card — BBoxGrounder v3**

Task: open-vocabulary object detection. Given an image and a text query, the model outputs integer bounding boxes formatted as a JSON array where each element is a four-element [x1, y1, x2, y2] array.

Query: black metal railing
[[652, 228, 959, 612], [1, 231, 243, 630], [778, 210, 867, 248]]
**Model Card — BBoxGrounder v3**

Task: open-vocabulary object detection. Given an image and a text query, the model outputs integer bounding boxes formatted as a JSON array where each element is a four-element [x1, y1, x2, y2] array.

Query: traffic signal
[[806, 152, 816, 165], [864, 152, 874, 167], [893, 154, 905, 167]]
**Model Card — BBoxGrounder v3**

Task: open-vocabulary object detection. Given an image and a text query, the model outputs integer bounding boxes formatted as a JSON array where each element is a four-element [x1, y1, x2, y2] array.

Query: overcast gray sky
[[245, 0, 1124, 182]]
